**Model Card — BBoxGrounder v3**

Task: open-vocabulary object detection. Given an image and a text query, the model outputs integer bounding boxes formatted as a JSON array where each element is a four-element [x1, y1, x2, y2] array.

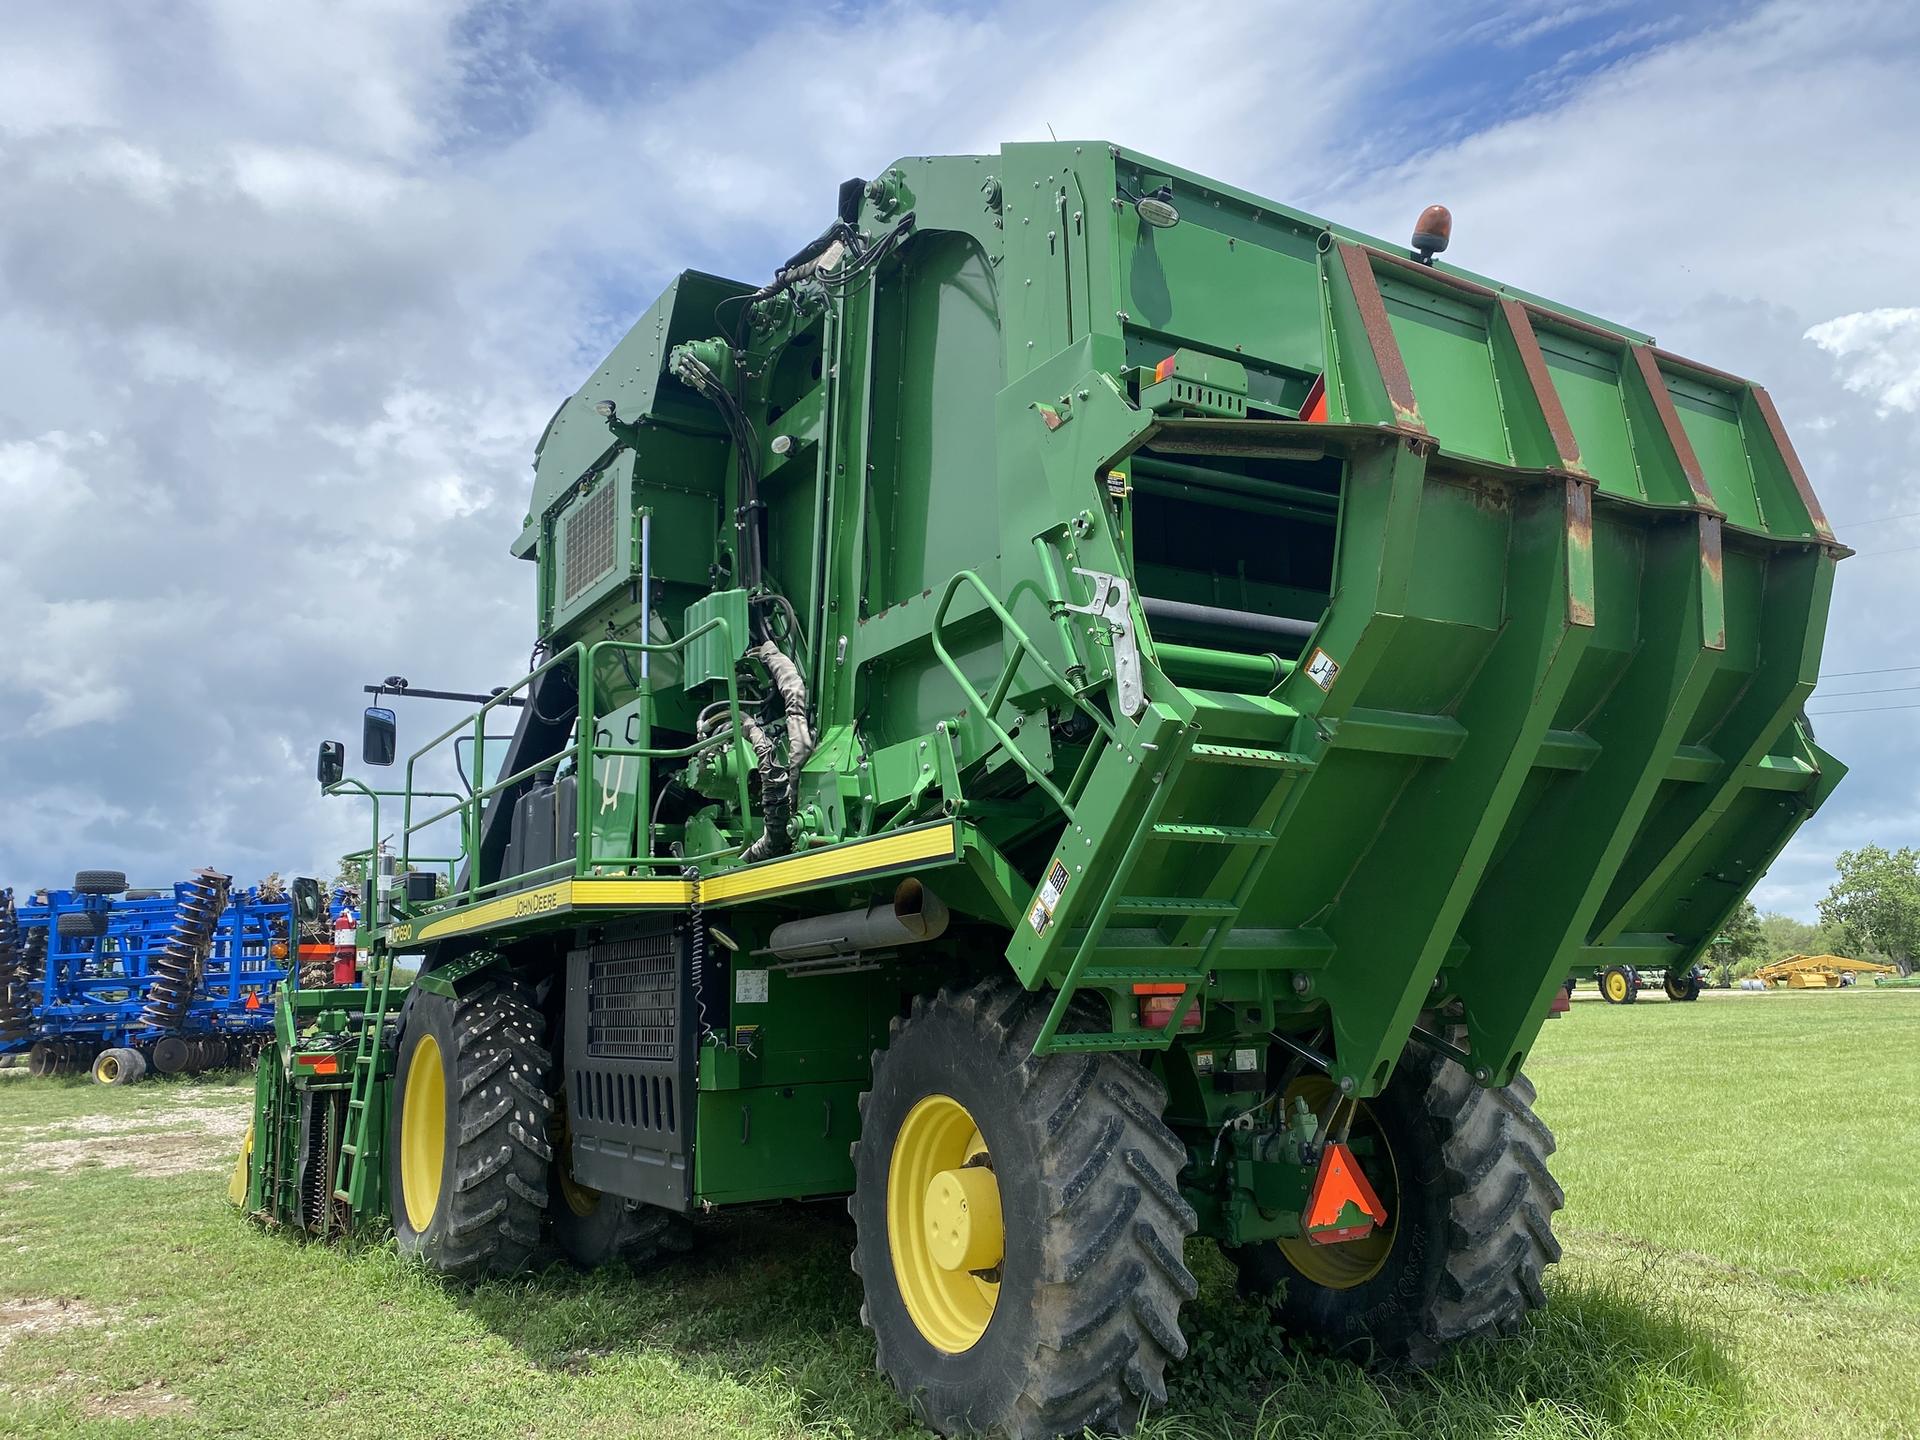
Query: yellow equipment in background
[[1752, 954, 1901, 989]]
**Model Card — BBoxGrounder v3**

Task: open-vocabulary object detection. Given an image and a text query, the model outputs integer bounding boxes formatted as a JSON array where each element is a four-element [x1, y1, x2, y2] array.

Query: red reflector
[[296, 1054, 339, 1075], [1548, 984, 1571, 1016], [1154, 354, 1177, 382], [1300, 373, 1328, 423], [1138, 991, 1203, 1031]]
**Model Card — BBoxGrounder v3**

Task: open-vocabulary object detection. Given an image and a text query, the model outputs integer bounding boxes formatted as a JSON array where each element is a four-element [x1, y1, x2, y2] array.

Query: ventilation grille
[[560, 482, 618, 605], [573, 1067, 677, 1135], [586, 931, 675, 1060]]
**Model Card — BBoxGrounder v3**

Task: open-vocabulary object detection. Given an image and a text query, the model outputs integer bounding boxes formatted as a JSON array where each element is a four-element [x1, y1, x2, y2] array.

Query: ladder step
[[1188, 743, 1314, 771], [1042, 1033, 1177, 1053], [1080, 967, 1204, 985], [1110, 896, 1240, 917], [1151, 824, 1276, 845]]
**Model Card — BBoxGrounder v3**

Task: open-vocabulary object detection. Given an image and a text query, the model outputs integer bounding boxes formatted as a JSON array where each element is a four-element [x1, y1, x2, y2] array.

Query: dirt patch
[[13, 1131, 229, 1178], [0, 1297, 104, 1353], [4, 1098, 248, 1178], [82, 1380, 194, 1419]]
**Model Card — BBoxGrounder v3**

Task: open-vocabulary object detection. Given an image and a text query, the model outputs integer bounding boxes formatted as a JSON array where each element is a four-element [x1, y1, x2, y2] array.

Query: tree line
[[1711, 844, 1920, 982]]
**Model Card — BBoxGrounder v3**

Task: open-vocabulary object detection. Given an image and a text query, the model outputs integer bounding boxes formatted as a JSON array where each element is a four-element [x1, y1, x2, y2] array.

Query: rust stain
[[1699, 514, 1728, 651], [1748, 384, 1839, 545], [1336, 241, 1425, 433], [1503, 300, 1585, 473], [1566, 477, 1596, 628], [1629, 346, 1718, 512]]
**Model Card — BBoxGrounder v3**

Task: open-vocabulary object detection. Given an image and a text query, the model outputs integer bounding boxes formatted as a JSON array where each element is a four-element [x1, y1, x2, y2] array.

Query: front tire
[[1664, 970, 1702, 1002], [1228, 1047, 1563, 1365], [389, 979, 553, 1279], [851, 981, 1197, 1439]]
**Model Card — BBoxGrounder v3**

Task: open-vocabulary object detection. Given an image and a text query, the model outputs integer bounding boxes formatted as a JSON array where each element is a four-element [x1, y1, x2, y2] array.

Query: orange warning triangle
[[1303, 1141, 1388, 1244], [1299, 373, 1328, 423]]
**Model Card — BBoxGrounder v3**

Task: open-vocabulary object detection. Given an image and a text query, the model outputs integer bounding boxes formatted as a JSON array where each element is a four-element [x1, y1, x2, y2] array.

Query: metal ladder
[[332, 946, 401, 1208], [1032, 736, 1312, 1053]]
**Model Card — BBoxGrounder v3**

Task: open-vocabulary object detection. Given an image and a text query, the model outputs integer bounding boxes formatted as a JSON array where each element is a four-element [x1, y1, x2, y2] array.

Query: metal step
[[1188, 742, 1313, 771], [1109, 896, 1240, 917], [1079, 966, 1205, 984], [1151, 823, 1276, 845]]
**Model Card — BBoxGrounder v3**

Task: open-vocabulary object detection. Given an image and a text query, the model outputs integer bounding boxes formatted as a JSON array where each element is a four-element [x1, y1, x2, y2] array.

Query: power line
[[1832, 508, 1920, 529], [1820, 664, 1920, 679], [1805, 701, 1920, 717], [1847, 542, 1920, 559], [1812, 684, 1920, 699]]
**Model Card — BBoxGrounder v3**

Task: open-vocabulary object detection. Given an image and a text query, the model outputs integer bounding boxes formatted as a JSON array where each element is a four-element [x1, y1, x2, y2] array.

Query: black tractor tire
[[1600, 964, 1638, 1004], [550, 1187, 689, 1270], [547, 1089, 689, 1269], [389, 979, 553, 1280], [73, 870, 128, 896], [850, 980, 1198, 1439], [1228, 1047, 1562, 1366], [92, 1047, 146, 1085], [1663, 970, 1702, 1002], [56, 911, 108, 938]]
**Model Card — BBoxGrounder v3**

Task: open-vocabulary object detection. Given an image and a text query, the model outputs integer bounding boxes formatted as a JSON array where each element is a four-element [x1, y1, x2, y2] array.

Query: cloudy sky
[[1, 0, 1915, 917]]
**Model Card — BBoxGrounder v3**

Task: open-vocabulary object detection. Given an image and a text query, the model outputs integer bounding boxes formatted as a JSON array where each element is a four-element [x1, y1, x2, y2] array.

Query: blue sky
[[2, 0, 1917, 918]]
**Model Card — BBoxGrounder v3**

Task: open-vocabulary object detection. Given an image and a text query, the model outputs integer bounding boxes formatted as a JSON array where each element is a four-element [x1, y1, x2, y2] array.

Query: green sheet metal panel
[[1536, 328, 1645, 500], [1667, 369, 1765, 529], [1377, 278, 1512, 466]]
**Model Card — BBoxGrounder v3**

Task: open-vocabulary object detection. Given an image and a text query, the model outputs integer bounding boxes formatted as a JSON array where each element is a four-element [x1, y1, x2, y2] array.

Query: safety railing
[[395, 614, 753, 916], [929, 556, 1117, 826]]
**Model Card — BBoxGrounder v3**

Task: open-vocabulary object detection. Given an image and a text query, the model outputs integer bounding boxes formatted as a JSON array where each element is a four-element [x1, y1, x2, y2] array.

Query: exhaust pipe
[[767, 879, 949, 961]]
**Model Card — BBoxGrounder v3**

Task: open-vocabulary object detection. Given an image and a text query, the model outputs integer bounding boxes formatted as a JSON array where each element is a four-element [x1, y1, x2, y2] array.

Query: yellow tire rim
[[400, 1033, 447, 1232], [553, 1093, 600, 1219], [1276, 1076, 1398, 1290], [92, 1051, 122, 1084], [887, 1094, 1003, 1353], [1604, 970, 1630, 1003]]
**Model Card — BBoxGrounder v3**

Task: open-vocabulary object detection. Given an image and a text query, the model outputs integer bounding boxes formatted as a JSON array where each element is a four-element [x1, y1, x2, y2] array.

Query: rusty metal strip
[[1651, 346, 1746, 388], [1367, 245, 1496, 299], [1698, 512, 1727, 651], [1335, 241, 1424, 432], [1500, 298, 1584, 473], [1566, 476, 1596, 627], [1628, 345, 1718, 513], [1747, 384, 1839, 544]]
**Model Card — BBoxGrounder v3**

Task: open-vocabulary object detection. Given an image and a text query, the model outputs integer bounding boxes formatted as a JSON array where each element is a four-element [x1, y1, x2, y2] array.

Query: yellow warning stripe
[[390, 823, 958, 946]]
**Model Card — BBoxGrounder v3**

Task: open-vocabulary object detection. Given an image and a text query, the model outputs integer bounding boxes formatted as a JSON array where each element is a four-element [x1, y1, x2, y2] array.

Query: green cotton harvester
[[236, 143, 1847, 1438]]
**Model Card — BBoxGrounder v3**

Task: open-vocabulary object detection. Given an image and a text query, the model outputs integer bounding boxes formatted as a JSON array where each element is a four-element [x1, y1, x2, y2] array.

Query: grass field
[[2, 989, 1916, 1439]]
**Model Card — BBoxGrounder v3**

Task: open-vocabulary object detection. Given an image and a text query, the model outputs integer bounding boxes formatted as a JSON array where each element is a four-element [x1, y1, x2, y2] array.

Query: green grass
[[1, 989, 1915, 1438]]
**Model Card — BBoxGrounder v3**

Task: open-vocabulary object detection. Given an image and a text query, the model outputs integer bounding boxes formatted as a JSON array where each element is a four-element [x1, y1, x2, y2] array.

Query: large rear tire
[[1227, 1047, 1562, 1365], [851, 980, 1197, 1439], [389, 979, 553, 1279]]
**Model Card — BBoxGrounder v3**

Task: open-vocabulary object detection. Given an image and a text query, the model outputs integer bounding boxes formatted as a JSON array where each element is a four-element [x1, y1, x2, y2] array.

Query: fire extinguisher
[[332, 910, 358, 986]]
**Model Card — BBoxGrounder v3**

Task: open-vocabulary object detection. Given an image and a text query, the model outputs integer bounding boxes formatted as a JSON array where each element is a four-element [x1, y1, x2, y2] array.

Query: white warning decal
[[1028, 859, 1072, 935], [1305, 647, 1340, 692]]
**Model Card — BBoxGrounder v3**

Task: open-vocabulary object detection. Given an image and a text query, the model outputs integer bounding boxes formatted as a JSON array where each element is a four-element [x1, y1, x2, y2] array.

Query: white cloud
[[1805, 308, 1920, 416], [0, 0, 1913, 914]]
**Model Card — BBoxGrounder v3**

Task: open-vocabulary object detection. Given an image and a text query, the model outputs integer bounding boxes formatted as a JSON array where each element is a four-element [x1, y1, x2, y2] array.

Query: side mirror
[[362, 707, 398, 766], [317, 740, 346, 789]]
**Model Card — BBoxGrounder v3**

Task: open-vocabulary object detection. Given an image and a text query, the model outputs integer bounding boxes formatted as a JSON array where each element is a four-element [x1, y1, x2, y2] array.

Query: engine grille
[[560, 481, 617, 604]]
